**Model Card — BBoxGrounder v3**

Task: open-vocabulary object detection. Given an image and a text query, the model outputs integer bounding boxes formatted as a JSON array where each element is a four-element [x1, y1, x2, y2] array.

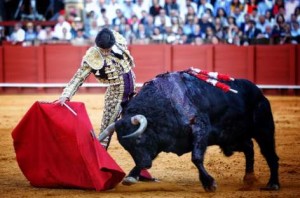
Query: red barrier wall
[[172, 45, 213, 71], [130, 45, 171, 82], [214, 45, 255, 81], [255, 45, 296, 85], [1, 45, 299, 91], [297, 45, 300, 85], [3, 46, 44, 83], [0, 47, 3, 83], [44, 45, 88, 83]]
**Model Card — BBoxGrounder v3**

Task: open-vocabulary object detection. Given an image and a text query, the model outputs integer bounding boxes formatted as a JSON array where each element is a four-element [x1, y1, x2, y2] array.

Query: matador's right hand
[[55, 97, 69, 106]]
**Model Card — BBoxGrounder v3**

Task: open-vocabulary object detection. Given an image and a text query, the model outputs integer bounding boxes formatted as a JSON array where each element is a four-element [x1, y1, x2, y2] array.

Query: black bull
[[99, 71, 280, 192]]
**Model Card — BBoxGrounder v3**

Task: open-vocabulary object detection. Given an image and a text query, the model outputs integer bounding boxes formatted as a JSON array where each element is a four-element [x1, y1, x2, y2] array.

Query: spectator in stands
[[44, 26, 55, 42], [256, 15, 270, 34], [164, 25, 177, 44], [70, 17, 85, 39], [231, 6, 245, 28], [199, 13, 215, 36], [193, 36, 205, 45], [140, 10, 149, 24], [213, 0, 231, 17], [185, 5, 197, 23], [258, 24, 276, 43], [156, 16, 169, 34], [257, 0, 273, 16], [284, 0, 300, 22], [94, 0, 107, 18], [133, 0, 149, 19], [128, 15, 140, 33], [143, 14, 155, 36], [134, 23, 151, 44], [265, 10, 276, 28], [106, 0, 122, 23], [53, 15, 72, 40], [35, 25, 47, 42], [85, 0, 101, 17], [250, 7, 259, 22], [214, 17, 226, 41], [149, 0, 163, 17], [279, 23, 292, 44], [118, 16, 128, 36], [154, 8, 172, 27], [226, 21, 241, 44], [197, 0, 214, 19], [212, 35, 221, 44], [183, 15, 197, 38], [272, 0, 284, 16], [25, 22, 37, 43], [87, 19, 100, 41], [97, 8, 110, 28], [240, 13, 251, 34], [193, 23, 205, 39], [112, 9, 126, 27], [244, 0, 258, 15], [205, 26, 215, 43], [227, 16, 238, 29], [295, 6, 300, 23], [290, 13, 299, 25], [151, 26, 165, 43], [244, 19, 262, 44], [230, 0, 245, 15], [163, 0, 180, 16], [9, 23, 25, 44], [204, 8, 215, 23], [59, 27, 72, 42], [123, 23, 136, 44], [1, 0, 294, 46], [178, 33, 189, 44], [274, 13, 286, 32], [179, 0, 198, 21], [121, 0, 135, 19], [216, 7, 229, 27], [290, 21, 300, 43], [71, 28, 89, 46]]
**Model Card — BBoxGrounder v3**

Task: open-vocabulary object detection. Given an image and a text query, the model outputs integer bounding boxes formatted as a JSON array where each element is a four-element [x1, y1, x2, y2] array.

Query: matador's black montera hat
[[95, 28, 116, 49]]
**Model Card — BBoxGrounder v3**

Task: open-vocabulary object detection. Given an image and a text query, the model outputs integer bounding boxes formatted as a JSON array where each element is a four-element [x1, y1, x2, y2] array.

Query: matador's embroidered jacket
[[60, 30, 136, 132]]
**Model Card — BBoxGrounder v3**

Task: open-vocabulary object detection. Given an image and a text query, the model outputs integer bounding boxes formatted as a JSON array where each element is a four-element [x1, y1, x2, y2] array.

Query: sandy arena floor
[[0, 94, 300, 198]]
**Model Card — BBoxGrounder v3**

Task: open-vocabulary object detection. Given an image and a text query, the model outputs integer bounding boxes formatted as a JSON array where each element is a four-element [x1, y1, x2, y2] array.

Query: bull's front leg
[[122, 166, 141, 185], [191, 116, 217, 192]]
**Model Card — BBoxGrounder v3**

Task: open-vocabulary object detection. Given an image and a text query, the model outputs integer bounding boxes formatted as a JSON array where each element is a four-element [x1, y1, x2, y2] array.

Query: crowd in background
[[1, 0, 300, 46]]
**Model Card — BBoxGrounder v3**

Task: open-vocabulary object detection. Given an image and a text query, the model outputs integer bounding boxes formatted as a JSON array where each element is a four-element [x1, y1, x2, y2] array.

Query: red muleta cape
[[11, 101, 125, 191]]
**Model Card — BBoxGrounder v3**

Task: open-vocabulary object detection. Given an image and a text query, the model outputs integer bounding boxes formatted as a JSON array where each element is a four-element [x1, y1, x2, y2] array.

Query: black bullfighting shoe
[[139, 169, 158, 182]]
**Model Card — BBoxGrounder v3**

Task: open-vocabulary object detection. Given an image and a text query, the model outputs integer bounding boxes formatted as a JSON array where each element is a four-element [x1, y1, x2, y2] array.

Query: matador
[[57, 28, 135, 149]]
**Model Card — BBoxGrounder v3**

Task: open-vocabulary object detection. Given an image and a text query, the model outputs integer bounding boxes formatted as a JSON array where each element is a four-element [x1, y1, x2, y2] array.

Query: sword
[[63, 103, 77, 116]]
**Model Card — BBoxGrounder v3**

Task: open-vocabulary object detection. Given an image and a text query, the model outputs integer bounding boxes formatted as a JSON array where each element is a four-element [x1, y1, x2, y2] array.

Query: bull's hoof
[[122, 177, 138, 186], [243, 172, 257, 185], [260, 183, 280, 191], [204, 181, 217, 192]]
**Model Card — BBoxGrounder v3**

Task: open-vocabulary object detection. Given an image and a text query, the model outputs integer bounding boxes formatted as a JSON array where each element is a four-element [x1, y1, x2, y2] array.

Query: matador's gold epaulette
[[112, 30, 127, 48], [111, 30, 135, 68], [81, 46, 104, 70]]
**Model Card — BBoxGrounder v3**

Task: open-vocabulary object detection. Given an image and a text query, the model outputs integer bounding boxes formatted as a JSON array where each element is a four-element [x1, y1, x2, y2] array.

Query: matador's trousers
[[100, 71, 135, 149]]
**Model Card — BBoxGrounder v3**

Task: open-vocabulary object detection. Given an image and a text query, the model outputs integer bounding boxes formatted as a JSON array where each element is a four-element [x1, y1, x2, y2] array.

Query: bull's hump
[[153, 72, 197, 121]]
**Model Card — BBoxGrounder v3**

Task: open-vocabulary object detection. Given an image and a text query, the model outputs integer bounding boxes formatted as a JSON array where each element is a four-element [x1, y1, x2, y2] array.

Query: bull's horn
[[98, 123, 115, 142], [122, 115, 147, 139]]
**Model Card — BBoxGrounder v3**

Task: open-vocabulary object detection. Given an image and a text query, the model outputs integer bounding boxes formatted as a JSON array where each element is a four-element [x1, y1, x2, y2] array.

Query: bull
[[99, 69, 280, 192]]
